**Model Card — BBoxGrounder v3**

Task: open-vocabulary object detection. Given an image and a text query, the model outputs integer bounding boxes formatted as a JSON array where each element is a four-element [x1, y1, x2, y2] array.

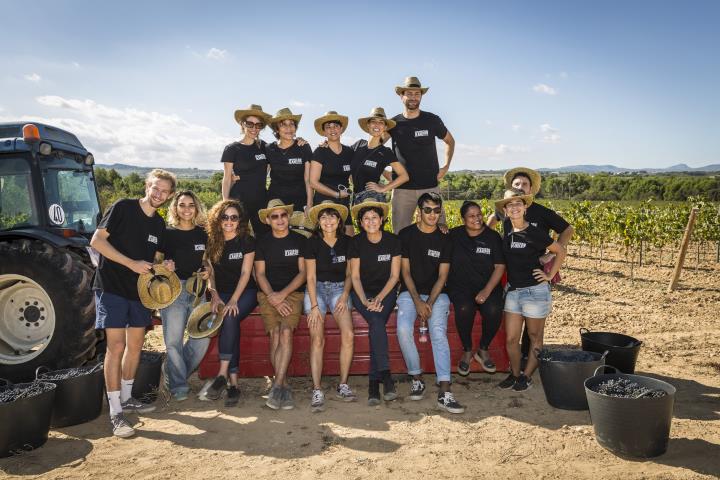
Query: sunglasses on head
[[221, 214, 240, 222], [244, 120, 265, 130], [421, 206, 442, 214], [269, 212, 288, 220]]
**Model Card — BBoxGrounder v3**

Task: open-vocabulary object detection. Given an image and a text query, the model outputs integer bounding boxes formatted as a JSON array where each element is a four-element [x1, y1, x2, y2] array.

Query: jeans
[[304, 281, 352, 314], [396, 291, 451, 382], [451, 287, 504, 351], [160, 281, 211, 395], [217, 289, 258, 374], [350, 290, 397, 381]]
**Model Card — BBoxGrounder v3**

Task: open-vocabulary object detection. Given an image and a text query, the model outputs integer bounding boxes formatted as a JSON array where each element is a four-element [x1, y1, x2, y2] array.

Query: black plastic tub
[[0, 379, 57, 457], [538, 349, 607, 410], [132, 351, 164, 403], [585, 366, 675, 458], [37, 363, 105, 428], [580, 328, 642, 373]]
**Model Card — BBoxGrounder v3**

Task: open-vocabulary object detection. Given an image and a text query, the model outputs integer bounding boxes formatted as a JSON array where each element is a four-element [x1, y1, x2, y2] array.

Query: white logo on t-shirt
[[427, 249, 440, 258], [530, 222, 538, 227], [285, 249, 299, 257], [255, 154, 266, 161], [343, 165, 351, 171], [288, 158, 302, 165], [414, 130, 429, 137], [510, 241, 527, 249], [364, 160, 377, 168], [147, 235, 158, 244], [377, 254, 391, 262], [332, 255, 346, 264], [229, 252, 243, 260], [476, 247, 491, 255], [194, 244, 205, 251]]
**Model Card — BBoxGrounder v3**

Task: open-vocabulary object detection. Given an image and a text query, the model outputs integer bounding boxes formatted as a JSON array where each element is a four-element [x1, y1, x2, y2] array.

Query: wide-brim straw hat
[[234, 104, 272, 126], [314, 111, 348, 136], [494, 188, 535, 211], [350, 197, 390, 222], [358, 107, 396, 134], [289, 211, 316, 238], [308, 200, 349, 225], [137, 264, 182, 309], [395, 76, 429, 95], [187, 302, 225, 339], [258, 199, 294, 224], [269, 107, 302, 129], [504, 167, 542, 196], [185, 272, 207, 307]]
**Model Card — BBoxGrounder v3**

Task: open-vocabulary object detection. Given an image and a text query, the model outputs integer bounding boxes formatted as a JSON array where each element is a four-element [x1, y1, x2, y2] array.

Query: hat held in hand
[[137, 264, 182, 309]]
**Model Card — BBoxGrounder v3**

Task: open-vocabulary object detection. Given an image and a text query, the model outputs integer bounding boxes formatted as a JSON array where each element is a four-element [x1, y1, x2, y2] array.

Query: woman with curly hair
[[203, 199, 258, 407], [159, 191, 210, 401]]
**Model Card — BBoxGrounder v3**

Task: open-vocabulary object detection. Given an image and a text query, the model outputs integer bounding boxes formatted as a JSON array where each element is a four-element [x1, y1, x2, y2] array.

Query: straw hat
[[137, 264, 182, 309], [395, 76, 429, 95], [234, 104, 272, 126], [185, 271, 207, 307], [314, 111, 348, 136], [258, 199, 294, 224], [289, 211, 317, 238], [350, 196, 390, 222], [186, 302, 225, 339], [269, 107, 302, 129], [494, 188, 535, 211], [308, 200, 349, 225], [358, 107, 396, 134], [504, 167, 542, 196]]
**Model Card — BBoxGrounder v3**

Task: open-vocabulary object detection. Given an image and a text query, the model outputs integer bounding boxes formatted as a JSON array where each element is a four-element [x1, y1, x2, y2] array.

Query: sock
[[120, 379, 134, 402], [107, 390, 122, 416]]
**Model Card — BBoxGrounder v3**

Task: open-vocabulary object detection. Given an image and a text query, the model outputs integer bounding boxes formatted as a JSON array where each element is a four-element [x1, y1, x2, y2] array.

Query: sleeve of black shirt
[[297, 234, 307, 256], [244, 235, 256, 254], [490, 230, 506, 264], [254, 236, 266, 261], [304, 236, 317, 260], [221, 144, 235, 164], [389, 234, 402, 257], [531, 227, 555, 251], [540, 205, 571, 234], [98, 200, 123, 234], [433, 114, 448, 139], [312, 147, 326, 165], [400, 229, 411, 258], [301, 144, 313, 163], [440, 234, 452, 263], [347, 236, 359, 259]]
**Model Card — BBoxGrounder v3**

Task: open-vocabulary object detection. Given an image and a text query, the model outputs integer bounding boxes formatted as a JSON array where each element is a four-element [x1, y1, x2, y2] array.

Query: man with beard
[[386, 76, 455, 233], [91, 169, 177, 438]]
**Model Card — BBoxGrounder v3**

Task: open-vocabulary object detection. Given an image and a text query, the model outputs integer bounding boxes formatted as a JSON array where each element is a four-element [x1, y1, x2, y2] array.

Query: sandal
[[474, 351, 497, 373]]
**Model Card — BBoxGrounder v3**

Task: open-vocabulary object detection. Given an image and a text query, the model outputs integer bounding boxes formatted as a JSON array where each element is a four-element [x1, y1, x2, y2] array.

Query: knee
[[280, 327, 293, 344], [506, 334, 521, 348], [106, 341, 126, 357], [341, 329, 354, 346], [311, 332, 325, 349]]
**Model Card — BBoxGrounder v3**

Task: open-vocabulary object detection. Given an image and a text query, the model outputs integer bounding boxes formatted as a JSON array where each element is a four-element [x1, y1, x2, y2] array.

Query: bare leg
[[121, 327, 146, 381], [274, 326, 294, 386], [269, 326, 280, 371], [335, 309, 354, 384], [523, 317, 546, 378], [309, 319, 325, 389], [104, 328, 126, 391], [503, 313, 524, 377]]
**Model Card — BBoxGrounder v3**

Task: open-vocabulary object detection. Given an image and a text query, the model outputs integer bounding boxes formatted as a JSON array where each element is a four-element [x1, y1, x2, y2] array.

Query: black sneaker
[[280, 387, 295, 410], [368, 380, 381, 406], [382, 373, 398, 401], [408, 378, 426, 400], [512, 374, 533, 392], [457, 358, 471, 377], [206, 375, 227, 401], [437, 391, 466, 414], [497, 373, 518, 390], [121, 397, 156, 414], [224, 386, 240, 407]]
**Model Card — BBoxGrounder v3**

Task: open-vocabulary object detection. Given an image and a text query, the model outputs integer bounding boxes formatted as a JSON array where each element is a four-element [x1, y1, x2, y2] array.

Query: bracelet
[[311, 305, 319, 310]]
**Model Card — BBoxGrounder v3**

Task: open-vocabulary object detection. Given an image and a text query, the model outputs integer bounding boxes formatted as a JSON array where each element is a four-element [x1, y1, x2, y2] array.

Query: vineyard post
[[667, 207, 699, 293]]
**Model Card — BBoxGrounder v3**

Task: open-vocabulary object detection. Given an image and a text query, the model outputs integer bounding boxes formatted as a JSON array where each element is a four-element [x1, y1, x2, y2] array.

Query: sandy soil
[[2, 248, 719, 479]]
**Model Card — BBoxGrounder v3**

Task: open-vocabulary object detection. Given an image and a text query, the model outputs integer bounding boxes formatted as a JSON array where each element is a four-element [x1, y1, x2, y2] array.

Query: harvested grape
[[590, 377, 667, 398]]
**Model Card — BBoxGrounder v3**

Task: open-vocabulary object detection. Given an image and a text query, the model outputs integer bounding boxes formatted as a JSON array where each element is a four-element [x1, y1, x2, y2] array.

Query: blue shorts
[[304, 281, 352, 315], [94, 290, 152, 329], [504, 282, 552, 319]]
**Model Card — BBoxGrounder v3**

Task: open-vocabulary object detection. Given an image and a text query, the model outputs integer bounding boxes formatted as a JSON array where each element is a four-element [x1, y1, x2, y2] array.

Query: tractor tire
[[0, 239, 96, 382]]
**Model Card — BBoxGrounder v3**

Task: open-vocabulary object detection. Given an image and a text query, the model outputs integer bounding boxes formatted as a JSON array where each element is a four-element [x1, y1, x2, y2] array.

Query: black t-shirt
[[502, 225, 554, 290], [93, 199, 166, 300], [350, 139, 396, 192], [160, 226, 208, 280], [267, 141, 312, 208], [447, 226, 505, 297], [347, 231, 401, 297], [398, 225, 451, 295], [221, 141, 268, 198], [312, 145, 353, 202], [390, 111, 448, 190], [304, 235, 349, 283], [255, 231, 307, 292], [497, 202, 570, 238], [212, 235, 257, 294]]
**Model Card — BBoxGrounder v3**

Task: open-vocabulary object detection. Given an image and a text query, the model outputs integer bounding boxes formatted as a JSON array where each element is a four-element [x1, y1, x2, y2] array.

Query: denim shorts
[[504, 282, 552, 318], [94, 289, 152, 329], [304, 281, 352, 314]]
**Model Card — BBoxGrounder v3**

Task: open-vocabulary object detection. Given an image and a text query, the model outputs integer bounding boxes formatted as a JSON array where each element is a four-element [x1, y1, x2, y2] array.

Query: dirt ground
[[2, 248, 719, 479]]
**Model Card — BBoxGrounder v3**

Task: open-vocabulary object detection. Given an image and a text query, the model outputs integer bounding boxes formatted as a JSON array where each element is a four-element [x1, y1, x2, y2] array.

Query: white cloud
[[512, 124, 521, 132], [24, 95, 234, 168], [540, 123, 561, 143], [24, 73, 41, 83], [289, 99, 325, 109], [206, 48, 228, 60], [532, 83, 558, 95]]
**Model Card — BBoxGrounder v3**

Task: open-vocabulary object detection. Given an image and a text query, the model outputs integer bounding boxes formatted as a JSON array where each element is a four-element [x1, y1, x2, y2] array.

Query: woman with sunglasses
[[447, 201, 506, 377], [202, 200, 258, 407], [158, 191, 211, 402], [266, 108, 314, 214], [495, 189, 566, 392], [351, 107, 409, 206], [303, 201, 356, 411], [348, 198, 401, 406], [222, 104, 272, 236]]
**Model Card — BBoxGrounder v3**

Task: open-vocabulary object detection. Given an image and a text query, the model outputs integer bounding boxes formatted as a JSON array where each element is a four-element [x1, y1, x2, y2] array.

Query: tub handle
[[35, 365, 50, 380], [579, 327, 590, 335], [88, 362, 104, 373], [593, 364, 619, 376], [600, 350, 610, 360]]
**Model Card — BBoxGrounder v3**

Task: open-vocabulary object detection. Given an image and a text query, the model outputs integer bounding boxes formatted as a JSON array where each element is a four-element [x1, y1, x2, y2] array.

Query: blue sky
[[2, 0, 719, 170]]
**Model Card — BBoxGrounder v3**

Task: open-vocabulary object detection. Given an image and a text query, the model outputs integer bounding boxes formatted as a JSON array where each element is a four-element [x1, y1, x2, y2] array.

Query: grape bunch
[[38, 363, 103, 381], [0, 382, 55, 404], [591, 378, 667, 398]]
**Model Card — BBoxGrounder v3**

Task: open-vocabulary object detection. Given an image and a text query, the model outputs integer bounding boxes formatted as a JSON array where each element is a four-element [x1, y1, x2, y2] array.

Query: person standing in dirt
[[158, 191, 211, 402], [386, 76, 455, 233], [396, 192, 465, 414], [487, 167, 574, 365], [254, 199, 307, 410], [91, 169, 176, 438], [495, 189, 566, 392]]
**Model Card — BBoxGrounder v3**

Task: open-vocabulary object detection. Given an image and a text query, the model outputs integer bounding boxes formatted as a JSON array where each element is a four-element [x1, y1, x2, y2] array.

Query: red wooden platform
[[197, 307, 509, 379]]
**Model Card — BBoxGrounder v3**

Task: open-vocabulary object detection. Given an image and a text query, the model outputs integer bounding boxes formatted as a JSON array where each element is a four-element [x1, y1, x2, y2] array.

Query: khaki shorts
[[391, 187, 447, 233], [257, 291, 304, 333]]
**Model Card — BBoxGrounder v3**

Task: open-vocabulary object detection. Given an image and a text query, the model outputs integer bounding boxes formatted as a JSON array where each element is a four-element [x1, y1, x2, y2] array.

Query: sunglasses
[[221, 214, 240, 222], [269, 212, 288, 220], [244, 120, 265, 130], [421, 206, 442, 214]]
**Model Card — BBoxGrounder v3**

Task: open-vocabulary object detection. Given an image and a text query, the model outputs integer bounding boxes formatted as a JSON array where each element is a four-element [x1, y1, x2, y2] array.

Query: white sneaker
[[311, 389, 325, 412], [111, 413, 135, 438], [336, 383, 357, 402]]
